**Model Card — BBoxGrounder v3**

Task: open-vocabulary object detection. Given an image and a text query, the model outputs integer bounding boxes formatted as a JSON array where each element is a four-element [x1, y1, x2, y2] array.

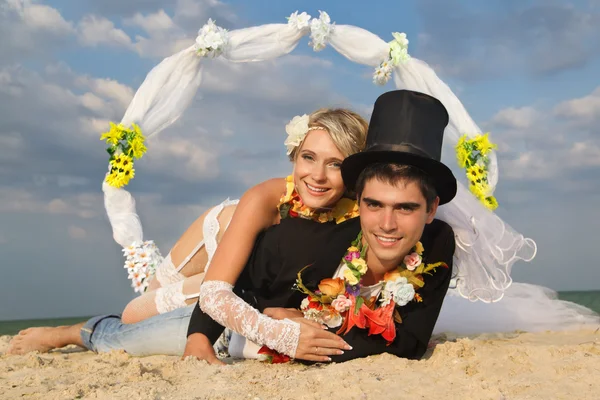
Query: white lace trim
[[154, 253, 185, 286], [199, 280, 300, 357], [155, 280, 187, 314], [203, 198, 239, 272]]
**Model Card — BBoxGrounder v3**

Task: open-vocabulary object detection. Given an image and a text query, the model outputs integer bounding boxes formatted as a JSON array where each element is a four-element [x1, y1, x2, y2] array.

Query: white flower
[[300, 297, 310, 310], [309, 11, 334, 52], [322, 311, 342, 328], [384, 277, 415, 307], [390, 45, 410, 65], [122, 240, 163, 294], [392, 32, 409, 48], [284, 114, 310, 155], [195, 18, 229, 58], [287, 11, 311, 30], [389, 32, 410, 65], [373, 64, 392, 85]]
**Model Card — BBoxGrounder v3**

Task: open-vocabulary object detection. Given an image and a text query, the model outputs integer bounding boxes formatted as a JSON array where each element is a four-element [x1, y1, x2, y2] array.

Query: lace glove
[[198, 280, 300, 357]]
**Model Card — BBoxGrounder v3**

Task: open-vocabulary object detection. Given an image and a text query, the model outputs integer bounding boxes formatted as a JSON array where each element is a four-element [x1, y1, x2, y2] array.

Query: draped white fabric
[[102, 13, 535, 302]]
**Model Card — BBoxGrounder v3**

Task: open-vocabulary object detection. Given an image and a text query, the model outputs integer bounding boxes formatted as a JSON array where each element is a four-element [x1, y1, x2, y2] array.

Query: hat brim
[[341, 151, 457, 205]]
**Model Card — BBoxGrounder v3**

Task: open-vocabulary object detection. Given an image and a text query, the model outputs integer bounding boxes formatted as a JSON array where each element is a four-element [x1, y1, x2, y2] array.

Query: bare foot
[[7, 324, 84, 355]]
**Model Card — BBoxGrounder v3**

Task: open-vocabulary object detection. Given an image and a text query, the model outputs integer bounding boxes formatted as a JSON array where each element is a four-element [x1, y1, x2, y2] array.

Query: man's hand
[[263, 307, 303, 320], [182, 333, 224, 365]]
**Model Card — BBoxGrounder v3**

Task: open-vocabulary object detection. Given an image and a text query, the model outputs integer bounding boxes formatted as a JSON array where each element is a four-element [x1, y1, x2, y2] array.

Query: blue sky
[[1, 0, 599, 320]]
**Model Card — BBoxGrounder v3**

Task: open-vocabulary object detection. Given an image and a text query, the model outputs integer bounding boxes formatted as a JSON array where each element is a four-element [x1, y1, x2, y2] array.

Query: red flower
[[336, 295, 396, 345], [360, 301, 396, 344], [257, 346, 291, 364]]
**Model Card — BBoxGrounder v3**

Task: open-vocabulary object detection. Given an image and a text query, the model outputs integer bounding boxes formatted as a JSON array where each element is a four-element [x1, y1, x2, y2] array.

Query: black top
[[187, 216, 455, 362]]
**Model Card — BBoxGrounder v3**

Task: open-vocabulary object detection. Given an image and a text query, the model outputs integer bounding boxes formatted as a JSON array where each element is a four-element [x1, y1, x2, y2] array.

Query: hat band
[[365, 143, 433, 159]]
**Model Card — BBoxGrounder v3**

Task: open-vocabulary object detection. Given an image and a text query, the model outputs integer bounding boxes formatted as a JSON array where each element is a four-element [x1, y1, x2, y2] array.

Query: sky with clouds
[[1, 0, 599, 320]]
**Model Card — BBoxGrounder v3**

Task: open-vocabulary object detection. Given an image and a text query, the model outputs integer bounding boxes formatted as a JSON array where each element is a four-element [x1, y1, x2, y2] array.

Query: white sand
[[1, 329, 599, 400]]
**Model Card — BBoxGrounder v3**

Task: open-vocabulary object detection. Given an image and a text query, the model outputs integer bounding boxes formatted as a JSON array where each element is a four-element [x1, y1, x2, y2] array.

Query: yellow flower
[[456, 146, 470, 169], [106, 157, 135, 188], [351, 258, 368, 274], [466, 165, 484, 182], [100, 122, 123, 145], [343, 268, 359, 286], [132, 123, 146, 140], [279, 176, 296, 204], [318, 213, 330, 223], [474, 133, 497, 156], [347, 246, 359, 253], [128, 137, 147, 159], [414, 241, 424, 255], [484, 196, 499, 211], [469, 181, 487, 200]]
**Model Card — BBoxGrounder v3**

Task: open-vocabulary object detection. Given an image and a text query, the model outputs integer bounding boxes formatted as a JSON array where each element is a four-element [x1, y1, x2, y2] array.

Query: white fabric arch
[[102, 11, 536, 302]]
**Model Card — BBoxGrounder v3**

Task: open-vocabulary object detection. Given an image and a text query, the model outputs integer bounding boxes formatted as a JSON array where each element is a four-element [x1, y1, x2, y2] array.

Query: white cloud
[[553, 86, 600, 122], [0, 188, 101, 218], [77, 15, 133, 49], [21, 2, 74, 34], [490, 106, 540, 130], [124, 9, 175, 34], [489, 86, 600, 187], [68, 225, 87, 240]]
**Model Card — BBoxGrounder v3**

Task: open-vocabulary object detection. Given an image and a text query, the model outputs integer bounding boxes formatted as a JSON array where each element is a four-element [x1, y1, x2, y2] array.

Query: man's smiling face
[[358, 177, 438, 271]]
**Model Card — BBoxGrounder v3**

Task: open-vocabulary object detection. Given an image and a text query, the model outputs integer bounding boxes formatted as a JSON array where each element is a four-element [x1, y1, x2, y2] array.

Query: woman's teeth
[[306, 183, 328, 192]]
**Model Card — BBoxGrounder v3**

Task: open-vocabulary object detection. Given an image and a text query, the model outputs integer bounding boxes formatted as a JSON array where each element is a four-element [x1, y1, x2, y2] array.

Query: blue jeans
[[80, 305, 194, 356]]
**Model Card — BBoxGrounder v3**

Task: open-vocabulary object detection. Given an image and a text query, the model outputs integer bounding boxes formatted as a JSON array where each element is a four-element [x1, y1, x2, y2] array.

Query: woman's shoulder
[[242, 177, 287, 205]]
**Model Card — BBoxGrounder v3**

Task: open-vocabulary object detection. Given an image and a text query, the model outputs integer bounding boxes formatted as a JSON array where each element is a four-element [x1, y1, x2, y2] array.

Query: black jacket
[[187, 216, 454, 361]]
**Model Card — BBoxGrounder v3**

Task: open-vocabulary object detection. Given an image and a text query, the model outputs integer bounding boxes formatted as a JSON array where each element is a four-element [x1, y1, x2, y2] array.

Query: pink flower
[[403, 252, 422, 271], [331, 295, 352, 312], [344, 251, 360, 261]]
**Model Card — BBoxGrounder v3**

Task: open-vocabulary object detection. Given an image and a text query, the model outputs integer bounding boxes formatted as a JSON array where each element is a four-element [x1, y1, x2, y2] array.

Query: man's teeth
[[307, 183, 327, 192], [376, 235, 398, 243]]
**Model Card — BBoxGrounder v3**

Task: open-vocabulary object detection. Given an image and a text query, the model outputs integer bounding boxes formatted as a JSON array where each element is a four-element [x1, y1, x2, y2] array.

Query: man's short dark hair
[[354, 163, 438, 212]]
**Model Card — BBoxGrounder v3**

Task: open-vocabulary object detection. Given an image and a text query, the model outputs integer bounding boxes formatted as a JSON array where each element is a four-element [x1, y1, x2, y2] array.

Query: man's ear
[[426, 196, 440, 224]]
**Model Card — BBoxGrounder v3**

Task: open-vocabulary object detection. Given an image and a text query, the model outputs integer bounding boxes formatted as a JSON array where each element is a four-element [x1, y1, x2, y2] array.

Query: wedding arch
[[100, 11, 536, 303]]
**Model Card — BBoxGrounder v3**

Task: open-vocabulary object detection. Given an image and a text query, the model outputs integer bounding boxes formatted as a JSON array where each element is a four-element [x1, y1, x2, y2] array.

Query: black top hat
[[341, 90, 457, 204]]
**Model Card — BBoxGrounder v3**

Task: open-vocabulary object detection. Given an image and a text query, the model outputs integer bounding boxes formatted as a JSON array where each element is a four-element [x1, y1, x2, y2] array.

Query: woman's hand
[[263, 307, 304, 320], [182, 333, 224, 365], [291, 318, 352, 362]]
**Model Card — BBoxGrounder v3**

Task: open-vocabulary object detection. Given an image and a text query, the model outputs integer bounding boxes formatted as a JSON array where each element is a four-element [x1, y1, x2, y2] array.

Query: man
[[8, 90, 457, 363]]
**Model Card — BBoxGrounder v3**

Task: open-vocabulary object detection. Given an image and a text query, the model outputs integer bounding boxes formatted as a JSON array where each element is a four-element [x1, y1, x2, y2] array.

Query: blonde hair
[[288, 108, 368, 161]]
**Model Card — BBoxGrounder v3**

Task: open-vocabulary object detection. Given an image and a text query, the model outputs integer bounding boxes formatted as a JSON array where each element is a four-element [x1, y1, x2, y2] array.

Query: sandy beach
[[1, 329, 599, 400]]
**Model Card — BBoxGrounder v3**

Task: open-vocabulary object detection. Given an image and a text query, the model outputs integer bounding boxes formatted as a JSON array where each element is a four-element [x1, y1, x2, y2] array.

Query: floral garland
[[296, 232, 448, 344], [194, 19, 229, 58], [277, 175, 359, 224], [122, 240, 163, 293], [100, 122, 147, 188], [456, 133, 499, 210], [373, 32, 411, 85], [309, 11, 334, 51]]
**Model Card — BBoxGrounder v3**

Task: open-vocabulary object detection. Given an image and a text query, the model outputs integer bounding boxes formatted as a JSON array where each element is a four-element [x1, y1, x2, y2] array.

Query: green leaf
[[354, 296, 364, 315]]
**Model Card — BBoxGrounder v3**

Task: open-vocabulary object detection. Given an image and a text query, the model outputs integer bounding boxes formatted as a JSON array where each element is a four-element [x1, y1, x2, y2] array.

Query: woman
[[120, 107, 369, 325]]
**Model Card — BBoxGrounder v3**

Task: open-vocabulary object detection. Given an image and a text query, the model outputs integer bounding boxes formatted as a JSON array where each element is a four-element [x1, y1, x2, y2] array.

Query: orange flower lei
[[277, 175, 359, 224]]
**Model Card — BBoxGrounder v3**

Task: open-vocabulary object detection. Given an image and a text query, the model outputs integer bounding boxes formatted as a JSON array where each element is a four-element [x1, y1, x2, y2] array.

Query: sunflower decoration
[[100, 122, 147, 188], [455, 133, 498, 211]]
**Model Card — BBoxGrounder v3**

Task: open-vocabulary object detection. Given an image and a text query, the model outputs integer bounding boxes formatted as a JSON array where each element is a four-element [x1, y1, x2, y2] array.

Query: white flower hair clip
[[284, 115, 326, 155]]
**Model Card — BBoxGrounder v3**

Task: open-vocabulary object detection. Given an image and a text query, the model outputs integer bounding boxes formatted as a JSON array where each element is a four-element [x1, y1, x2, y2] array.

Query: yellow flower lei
[[456, 133, 499, 211], [277, 176, 359, 224], [100, 122, 148, 188]]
